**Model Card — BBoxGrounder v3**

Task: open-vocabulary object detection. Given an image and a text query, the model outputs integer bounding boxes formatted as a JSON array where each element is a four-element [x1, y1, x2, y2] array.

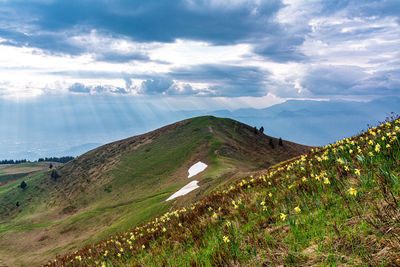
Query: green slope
[[0, 116, 310, 266], [43, 117, 400, 266]]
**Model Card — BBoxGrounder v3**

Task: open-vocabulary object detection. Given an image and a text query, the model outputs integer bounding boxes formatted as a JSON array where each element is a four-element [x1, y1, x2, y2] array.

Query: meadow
[[40, 116, 400, 266]]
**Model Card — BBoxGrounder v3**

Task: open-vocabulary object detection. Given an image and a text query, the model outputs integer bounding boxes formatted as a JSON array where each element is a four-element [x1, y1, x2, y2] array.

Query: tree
[[269, 138, 275, 149], [259, 126, 264, 134], [20, 181, 27, 190], [279, 137, 283, 146], [50, 170, 60, 181], [253, 126, 258, 134], [49, 163, 53, 169]]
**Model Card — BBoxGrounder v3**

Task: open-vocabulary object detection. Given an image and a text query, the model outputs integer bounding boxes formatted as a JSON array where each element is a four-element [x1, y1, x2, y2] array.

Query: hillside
[[42, 116, 400, 266], [0, 162, 57, 188], [0, 116, 310, 266]]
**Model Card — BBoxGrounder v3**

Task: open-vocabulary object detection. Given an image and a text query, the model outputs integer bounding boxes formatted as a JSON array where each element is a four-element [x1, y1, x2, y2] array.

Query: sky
[[0, 0, 399, 103], [0, 0, 399, 158]]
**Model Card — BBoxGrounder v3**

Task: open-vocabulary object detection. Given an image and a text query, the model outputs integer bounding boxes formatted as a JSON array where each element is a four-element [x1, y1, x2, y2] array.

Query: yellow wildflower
[[280, 213, 287, 221], [348, 187, 357, 196], [368, 140, 374, 145], [294, 206, 301, 213], [375, 144, 381, 152], [354, 169, 361, 176], [223, 236, 230, 243], [324, 178, 330, 185]]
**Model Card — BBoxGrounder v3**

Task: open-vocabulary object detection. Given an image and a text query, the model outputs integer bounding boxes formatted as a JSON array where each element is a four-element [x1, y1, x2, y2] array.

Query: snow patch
[[166, 180, 199, 201], [188, 161, 208, 178]]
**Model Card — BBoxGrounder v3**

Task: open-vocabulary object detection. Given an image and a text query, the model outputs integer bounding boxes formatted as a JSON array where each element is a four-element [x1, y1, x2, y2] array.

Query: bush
[[269, 138, 275, 149], [50, 170, 60, 181], [20, 181, 27, 189]]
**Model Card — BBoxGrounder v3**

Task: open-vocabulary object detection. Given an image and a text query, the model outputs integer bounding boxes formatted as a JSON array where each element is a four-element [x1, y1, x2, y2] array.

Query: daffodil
[[354, 169, 361, 176], [348, 187, 357, 196], [294, 206, 301, 213], [324, 178, 330, 185], [280, 213, 287, 221], [375, 144, 381, 152], [223, 235, 230, 243]]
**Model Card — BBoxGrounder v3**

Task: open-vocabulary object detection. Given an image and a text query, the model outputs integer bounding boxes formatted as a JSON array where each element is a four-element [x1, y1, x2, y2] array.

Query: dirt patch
[[60, 205, 77, 215]]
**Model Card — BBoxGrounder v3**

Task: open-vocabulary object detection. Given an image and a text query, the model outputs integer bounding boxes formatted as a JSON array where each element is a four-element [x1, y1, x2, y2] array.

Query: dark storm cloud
[[0, 0, 283, 53], [1, 0, 399, 99], [301, 66, 400, 96], [170, 64, 269, 97]]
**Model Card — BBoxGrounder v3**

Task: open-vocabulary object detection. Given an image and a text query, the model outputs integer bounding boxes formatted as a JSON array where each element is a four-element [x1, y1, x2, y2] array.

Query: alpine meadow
[[0, 0, 400, 266]]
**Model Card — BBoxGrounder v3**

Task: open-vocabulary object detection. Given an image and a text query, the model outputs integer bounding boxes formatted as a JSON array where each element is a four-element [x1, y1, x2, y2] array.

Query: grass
[[42, 116, 400, 266], [0, 116, 311, 266]]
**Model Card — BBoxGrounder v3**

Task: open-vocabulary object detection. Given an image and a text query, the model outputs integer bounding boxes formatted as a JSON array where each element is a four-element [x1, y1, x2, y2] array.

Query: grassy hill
[[40, 116, 400, 266], [0, 116, 310, 266], [0, 162, 56, 187]]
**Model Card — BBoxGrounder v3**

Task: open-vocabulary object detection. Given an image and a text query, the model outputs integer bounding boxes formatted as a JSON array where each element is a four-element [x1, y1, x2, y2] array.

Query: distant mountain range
[[210, 97, 400, 146], [0, 96, 399, 159]]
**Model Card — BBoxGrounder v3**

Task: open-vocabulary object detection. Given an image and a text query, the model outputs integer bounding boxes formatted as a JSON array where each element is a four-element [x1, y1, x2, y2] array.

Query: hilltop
[[42, 116, 400, 266], [0, 116, 310, 266]]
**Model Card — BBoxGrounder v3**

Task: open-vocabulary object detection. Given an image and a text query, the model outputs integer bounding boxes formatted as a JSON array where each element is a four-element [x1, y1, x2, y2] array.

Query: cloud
[[68, 83, 129, 95], [170, 64, 269, 97], [0, 0, 399, 101], [0, 0, 283, 56], [140, 78, 173, 95], [252, 35, 306, 62], [68, 83, 91, 93], [301, 65, 400, 96], [139, 78, 203, 96], [94, 51, 149, 63]]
